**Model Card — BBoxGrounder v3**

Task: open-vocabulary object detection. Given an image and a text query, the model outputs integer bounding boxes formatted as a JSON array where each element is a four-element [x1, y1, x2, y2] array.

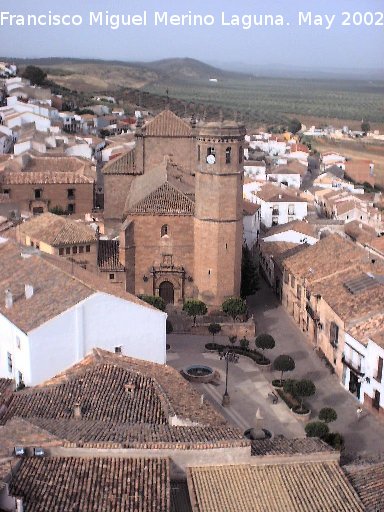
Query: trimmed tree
[[138, 294, 166, 312], [208, 323, 221, 342], [319, 407, 337, 424], [255, 333, 275, 363], [293, 379, 316, 413], [183, 299, 207, 326], [305, 421, 329, 439], [283, 379, 296, 396], [288, 118, 302, 134], [273, 355, 295, 385], [240, 337, 249, 351], [228, 335, 237, 346], [361, 121, 371, 134], [222, 297, 247, 321]]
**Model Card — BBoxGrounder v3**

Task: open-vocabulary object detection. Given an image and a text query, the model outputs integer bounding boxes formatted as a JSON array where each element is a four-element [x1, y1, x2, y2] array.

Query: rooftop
[[97, 239, 124, 271], [265, 220, 317, 238], [142, 110, 192, 137], [283, 234, 366, 282], [1, 171, 94, 185], [0, 349, 244, 451], [344, 462, 384, 512], [9, 456, 170, 512], [344, 220, 378, 245], [251, 436, 333, 457], [187, 462, 364, 512], [256, 183, 306, 203], [102, 148, 139, 175], [0, 241, 155, 332], [18, 212, 97, 246]]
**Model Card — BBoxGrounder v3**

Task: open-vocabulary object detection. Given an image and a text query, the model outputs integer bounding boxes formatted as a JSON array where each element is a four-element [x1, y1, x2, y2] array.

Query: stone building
[[103, 110, 246, 307]]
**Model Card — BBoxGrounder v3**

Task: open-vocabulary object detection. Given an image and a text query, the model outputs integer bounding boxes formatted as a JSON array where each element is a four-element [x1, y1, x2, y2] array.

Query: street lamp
[[220, 349, 239, 407]]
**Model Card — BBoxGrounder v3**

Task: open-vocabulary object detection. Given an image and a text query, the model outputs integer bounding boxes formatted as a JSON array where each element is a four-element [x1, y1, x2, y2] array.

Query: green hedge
[[204, 343, 269, 364], [276, 387, 310, 414]]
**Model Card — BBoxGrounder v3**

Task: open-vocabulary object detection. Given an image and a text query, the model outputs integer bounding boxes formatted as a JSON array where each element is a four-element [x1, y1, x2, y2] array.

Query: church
[[102, 110, 246, 308]]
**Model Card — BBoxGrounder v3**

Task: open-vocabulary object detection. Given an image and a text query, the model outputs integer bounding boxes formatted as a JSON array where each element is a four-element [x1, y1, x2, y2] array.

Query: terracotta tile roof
[[256, 183, 306, 203], [19, 212, 97, 246], [347, 314, 384, 346], [243, 200, 260, 215], [344, 221, 378, 245], [251, 436, 334, 457], [0, 417, 63, 459], [344, 463, 384, 512], [335, 200, 359, 216], [283, 234, 365, 282], [313, 265, 384, 325], [370, 329, 384, 348], [2, 349, 230, 430], [129, 181, 195, 215], [368, 236, 384, 256], [9, 456, 170, 512], [102, 148, 139, 175], [21, 418, 246, 449], [266, 220, 317, 238], [97, 239, 124, 271], [259, 240, 297, 259], [273, 244, 309, 271], [187, 462, 364, 512], [25, 155, 89, 173], [1, 171, 94, 185], [143, 110, 192, 137], [2, 363, 167, 425], [0, 241, 156, 332]]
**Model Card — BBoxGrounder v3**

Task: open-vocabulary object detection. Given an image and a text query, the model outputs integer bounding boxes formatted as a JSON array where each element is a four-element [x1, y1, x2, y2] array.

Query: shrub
[[208, 323, 221, 341], [283, 379, 296, 395], [305, 421, 329, 439], [255, 333, 275, 362], [183, 299, 207, 326], [205, 342, 220, 351], [240, 337, 250, 351], [228, 335, 237, 346], [324, 432, 344, 450], [319, 407, 337, 424], [138, 294, 166, 312], [273, 355, 295, 385], [293, 379, 316, 413], [222, 297, 247, 320]]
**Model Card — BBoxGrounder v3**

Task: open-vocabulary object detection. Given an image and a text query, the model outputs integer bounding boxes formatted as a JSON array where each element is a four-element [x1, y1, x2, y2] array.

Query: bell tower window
[[207, 147, 215, 158], [226, 147, 231, 164], [161, 224, 168, 237]]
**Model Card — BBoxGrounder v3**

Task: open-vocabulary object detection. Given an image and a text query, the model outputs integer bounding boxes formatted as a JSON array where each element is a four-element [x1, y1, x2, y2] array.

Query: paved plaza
[[167, 279, 384, 461]]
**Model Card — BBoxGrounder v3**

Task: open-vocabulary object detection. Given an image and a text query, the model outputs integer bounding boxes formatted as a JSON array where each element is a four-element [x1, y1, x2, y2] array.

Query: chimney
[[24, 284, 34, 300], [73, 402, 82, 419], [278, 194, 282, 199], [124, 383, 135, 394], [5, 289, 13, 309]]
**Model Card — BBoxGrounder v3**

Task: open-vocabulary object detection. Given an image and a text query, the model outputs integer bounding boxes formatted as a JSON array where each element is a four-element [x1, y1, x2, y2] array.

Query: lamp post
[[220, 349, 239, 407]]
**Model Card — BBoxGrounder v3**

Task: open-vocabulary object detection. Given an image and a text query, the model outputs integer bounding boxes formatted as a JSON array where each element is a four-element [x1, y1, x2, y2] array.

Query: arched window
[[207, 147, 215, 158], [225, 147, 231, 164], [161, 224, 168, 237]]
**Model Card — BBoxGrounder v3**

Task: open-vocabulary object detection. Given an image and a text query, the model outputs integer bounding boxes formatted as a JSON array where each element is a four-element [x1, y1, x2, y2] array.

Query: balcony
[[272, 209, 279, 216], [306, 302, 319, 322], [342, 354, 364, 376]]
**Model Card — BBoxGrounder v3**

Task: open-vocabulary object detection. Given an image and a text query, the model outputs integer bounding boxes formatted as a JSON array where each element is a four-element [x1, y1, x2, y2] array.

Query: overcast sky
[[1, 0, 383, 71]]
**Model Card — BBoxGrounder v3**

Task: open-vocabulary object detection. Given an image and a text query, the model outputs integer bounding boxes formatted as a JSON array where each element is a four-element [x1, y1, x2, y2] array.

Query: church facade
[[103, 110, 245, 307]]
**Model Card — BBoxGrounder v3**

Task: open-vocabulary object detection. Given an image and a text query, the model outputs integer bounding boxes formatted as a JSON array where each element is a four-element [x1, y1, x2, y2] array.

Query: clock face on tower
[[206, 154, 216, 164]]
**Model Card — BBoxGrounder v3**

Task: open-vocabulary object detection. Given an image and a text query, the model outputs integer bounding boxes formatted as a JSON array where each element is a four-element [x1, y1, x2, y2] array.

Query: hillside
[[3, 57, 383, 128]]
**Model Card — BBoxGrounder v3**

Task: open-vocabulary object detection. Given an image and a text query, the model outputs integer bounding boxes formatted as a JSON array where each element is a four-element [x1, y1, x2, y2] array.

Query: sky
[[0, 0, 383, 72]]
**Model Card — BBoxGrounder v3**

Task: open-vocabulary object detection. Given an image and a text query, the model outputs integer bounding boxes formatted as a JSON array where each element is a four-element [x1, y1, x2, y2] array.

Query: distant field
[[143, 77, 384, 126], [23, 58, 383, 127], [313, 138, 384, 189]]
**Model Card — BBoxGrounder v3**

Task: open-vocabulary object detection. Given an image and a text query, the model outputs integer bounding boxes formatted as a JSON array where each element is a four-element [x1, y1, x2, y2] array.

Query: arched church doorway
[[159, 281, 174, 305]]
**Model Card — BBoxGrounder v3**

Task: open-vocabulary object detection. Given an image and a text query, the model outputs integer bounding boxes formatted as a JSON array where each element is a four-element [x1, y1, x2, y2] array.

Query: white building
[[343, 315, 384, 414], [0, 239, 167, 386], [243, 200, 261, 250], [266, 168, 302, 189], [254, 183, 308, 228]]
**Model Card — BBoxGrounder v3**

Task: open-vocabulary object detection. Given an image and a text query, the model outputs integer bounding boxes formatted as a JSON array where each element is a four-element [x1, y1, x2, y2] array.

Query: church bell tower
[[193, 119, 246, 307]]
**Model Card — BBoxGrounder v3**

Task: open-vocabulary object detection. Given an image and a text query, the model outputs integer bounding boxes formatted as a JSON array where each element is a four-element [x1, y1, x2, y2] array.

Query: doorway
[[159, 281, 174, 305]]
